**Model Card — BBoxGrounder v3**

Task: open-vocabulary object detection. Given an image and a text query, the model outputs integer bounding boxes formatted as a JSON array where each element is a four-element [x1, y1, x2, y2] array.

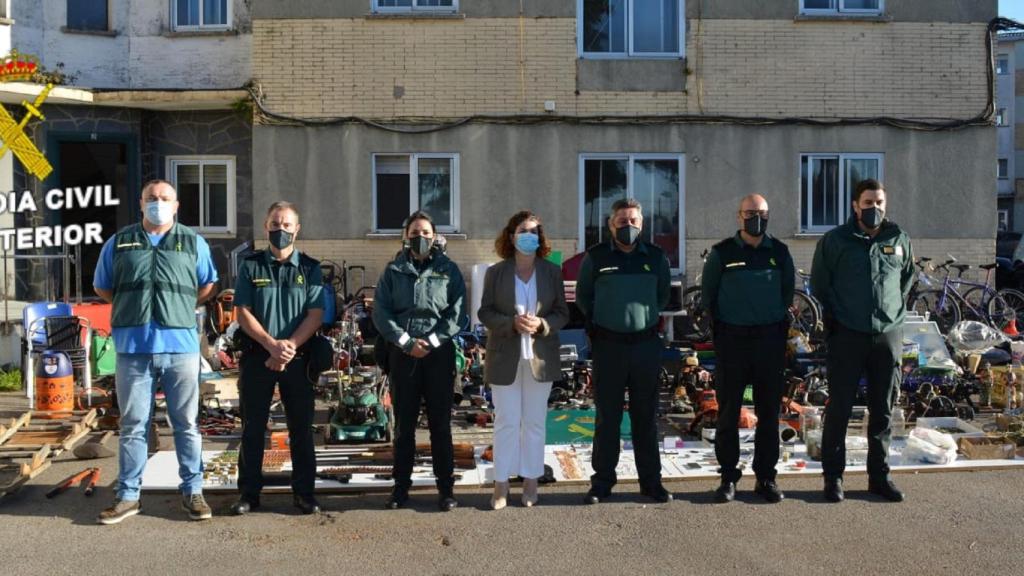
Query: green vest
[[111, 223, 199, 329]]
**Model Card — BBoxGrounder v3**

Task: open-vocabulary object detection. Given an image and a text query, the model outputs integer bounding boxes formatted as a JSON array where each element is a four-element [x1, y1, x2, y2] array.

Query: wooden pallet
[[0, 445, 51, 498], [0, 409, 97, 457]]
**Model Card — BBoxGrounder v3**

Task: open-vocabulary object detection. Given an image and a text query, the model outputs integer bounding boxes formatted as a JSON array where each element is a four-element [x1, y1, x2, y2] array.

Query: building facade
[[1, 0, 254, 300], [249, 0, 998, 294], [997, 31, 1023, 234]]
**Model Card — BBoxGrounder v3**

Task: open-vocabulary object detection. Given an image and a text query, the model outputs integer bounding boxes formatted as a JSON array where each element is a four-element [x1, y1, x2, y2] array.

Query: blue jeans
[[115, 353, 203, 501]]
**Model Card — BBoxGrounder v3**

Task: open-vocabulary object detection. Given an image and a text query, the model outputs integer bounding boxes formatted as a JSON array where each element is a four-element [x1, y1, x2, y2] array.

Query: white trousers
[[491, 360, 552, 481]]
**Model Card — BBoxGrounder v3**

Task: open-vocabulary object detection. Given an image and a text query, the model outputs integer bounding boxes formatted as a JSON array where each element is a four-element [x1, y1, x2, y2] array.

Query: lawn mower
[[326, 368, 392, 443]]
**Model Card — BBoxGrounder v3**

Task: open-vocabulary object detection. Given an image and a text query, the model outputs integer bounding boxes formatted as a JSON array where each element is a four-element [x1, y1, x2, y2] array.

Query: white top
[[515, 271, 537, 361]]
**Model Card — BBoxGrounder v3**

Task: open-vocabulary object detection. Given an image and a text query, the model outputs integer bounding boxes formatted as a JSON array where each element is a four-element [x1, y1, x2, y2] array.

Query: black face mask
[[408, 235, 433, 257], [859, 207, 885, 229], [268, 229, 294, 250], [614, 225, 641, 246], [743, 216, 768, 237]]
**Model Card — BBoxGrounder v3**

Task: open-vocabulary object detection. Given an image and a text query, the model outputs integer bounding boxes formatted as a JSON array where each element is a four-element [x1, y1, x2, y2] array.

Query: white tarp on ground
[[141, 440, 1024, 493]]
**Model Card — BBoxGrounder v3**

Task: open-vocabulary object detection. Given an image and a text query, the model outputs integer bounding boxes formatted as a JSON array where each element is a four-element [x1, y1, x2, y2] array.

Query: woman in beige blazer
[[478, 211, 569, 509]]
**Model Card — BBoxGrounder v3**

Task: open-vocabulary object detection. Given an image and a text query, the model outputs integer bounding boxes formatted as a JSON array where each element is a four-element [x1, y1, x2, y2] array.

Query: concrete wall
[[144, 110, 254, 272], [10, 0, 251, 89], [253, 122, 996, 281], [253, 16, 988, 119]]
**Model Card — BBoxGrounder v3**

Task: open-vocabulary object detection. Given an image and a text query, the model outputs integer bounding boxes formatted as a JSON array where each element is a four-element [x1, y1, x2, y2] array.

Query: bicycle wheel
[[790, 290, 821, 341], [997, 288, 1024, 327], [682, 285, 712, 340], [959, 286, 990, 322], [962, 286, 1017, 329], [909, 289, 961, 333]]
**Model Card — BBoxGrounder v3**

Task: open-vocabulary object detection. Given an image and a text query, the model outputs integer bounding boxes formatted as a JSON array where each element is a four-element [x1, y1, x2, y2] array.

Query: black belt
[[589, 325, 659, 344], [715, 321, 787, 337]]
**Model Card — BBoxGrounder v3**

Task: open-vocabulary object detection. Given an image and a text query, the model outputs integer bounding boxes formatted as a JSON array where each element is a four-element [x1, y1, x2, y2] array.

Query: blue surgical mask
[[144, 201, 175, 226], [514, 232, 539, 255]]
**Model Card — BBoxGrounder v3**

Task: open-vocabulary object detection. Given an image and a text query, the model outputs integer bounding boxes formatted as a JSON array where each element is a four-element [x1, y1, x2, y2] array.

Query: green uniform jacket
[[111, 223, 198, 329], [234, 249, 324, 340], [576, 239, 671, 333], [700, 233, 795, 326], [373, 249, 466, 351], [810, 217, 914, 335]]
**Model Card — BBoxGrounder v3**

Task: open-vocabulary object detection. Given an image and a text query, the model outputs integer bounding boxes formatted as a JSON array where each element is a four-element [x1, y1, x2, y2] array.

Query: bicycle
[[683, 252, 823, 342], [793, 269, 823, 343], [905, 256, 940, 310], [909, 255, 1024, 333], [681, 249, 712, 340]]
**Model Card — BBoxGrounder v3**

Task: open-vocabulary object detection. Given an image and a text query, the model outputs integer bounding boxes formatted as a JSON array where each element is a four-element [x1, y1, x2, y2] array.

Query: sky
[[1002, 0, 1024, 24]]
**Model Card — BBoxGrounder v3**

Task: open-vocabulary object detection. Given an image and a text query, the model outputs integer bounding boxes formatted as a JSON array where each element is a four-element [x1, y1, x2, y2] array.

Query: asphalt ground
[[2, 392, 1023, 576]]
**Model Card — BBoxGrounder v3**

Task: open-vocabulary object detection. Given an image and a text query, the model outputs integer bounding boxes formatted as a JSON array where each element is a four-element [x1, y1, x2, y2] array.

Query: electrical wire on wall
[[247, 17, 1024, 135]]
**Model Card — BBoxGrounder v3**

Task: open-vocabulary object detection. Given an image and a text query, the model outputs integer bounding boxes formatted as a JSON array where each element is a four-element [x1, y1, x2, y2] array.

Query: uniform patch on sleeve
[[882, 246, 895, 255], [598, 266, 619, 273], [725, 262, 746, 269], [894, 245, 904, 257], [252, 278, 272, 287]]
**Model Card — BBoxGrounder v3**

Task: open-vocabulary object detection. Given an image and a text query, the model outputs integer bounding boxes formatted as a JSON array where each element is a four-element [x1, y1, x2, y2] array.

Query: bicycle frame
[[934, 266, 994, 320]]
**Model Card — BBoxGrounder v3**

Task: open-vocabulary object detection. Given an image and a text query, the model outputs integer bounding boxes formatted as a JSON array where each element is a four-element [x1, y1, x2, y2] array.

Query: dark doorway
[[57, 141, 131, 299]]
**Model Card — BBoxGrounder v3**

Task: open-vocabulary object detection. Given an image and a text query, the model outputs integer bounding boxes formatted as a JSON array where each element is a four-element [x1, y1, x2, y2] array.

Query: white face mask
[[144, 200, 175, 226]]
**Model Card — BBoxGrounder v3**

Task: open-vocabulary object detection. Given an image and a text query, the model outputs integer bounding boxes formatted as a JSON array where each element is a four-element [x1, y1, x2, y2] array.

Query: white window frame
[[166, 155, 237, 236], [371, 0, 459, 14], [172, 0, 232, 32], [997, 108, 1007, 127], [997, 56, 1010, 75], [799, 0, 884, 15], [800, 152, 884, 234], [999, 159, 1009, 180], [0, 0, 9, 20], [577, 153, 686, 272], [998, 209, 1010, 232], [578, 0, 686, 60], [371, 153, 461, 233]]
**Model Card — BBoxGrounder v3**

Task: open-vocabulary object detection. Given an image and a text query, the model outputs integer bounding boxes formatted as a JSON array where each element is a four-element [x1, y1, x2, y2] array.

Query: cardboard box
[[957, 436, 1018, 460], [200, 377, 239, 402], [989, 366, 1024, 409], [915, 417, 985, 439]]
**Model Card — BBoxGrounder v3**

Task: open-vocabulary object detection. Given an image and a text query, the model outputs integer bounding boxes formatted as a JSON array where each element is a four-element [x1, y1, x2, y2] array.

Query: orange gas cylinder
[[35, 351, 75, 419]]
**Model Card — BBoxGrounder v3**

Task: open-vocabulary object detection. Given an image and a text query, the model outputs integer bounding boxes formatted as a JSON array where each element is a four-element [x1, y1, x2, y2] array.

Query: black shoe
[[293, 494, 322, 514], [824, 477, 844, 503], [714, 480, 736, 503], [230, 495, 260, 516], [385, 487, 409, 510], [868, 479, 905, 502], [584, 486, 611, 505], [640, 483, 673, 503], [754, 480, 784, 503], [438, 490, 458, 512]]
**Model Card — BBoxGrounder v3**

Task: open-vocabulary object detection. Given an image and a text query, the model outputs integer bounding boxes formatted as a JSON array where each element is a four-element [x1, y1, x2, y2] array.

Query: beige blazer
[[478, 258, 569, 385]]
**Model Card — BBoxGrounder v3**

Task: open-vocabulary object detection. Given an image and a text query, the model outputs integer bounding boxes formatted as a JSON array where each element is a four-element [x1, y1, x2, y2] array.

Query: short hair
[[853, 179, 884, 203], [494, 211, 552, 260], [265, 201, 300, 224], [141, 179, 175, 199], [403, 210, 435, 235], [609, 198, 643, 218]]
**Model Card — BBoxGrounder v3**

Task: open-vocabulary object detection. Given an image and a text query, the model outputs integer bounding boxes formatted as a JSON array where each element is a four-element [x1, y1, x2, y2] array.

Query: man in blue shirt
[[92, 179, 218, 524]]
